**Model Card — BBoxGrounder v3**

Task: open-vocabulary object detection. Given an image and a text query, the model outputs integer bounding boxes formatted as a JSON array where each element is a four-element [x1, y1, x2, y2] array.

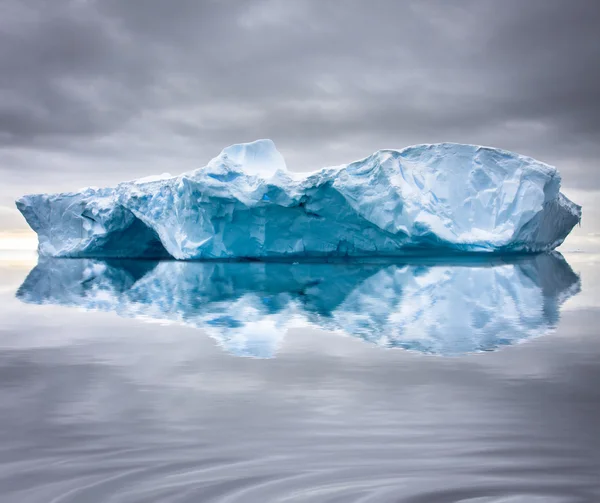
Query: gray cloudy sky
[[1, 0, 599, 231]]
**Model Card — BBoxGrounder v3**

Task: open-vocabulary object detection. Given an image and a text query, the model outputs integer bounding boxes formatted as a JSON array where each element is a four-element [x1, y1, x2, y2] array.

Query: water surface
[[0, 252, 599, 502]]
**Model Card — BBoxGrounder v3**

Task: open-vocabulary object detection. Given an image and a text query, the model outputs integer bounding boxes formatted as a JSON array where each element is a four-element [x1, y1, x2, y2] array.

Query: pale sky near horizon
[[1, 0, 599, 245]]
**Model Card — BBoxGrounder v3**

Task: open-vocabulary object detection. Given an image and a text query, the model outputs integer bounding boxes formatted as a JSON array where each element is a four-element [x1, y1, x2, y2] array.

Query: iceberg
[[16, 140, 581, 259], [16, 253, 580, 357]]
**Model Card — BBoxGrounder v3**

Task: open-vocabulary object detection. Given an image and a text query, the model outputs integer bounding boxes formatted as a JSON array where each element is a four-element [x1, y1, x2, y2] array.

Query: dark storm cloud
[[1, 0, 599, 215]]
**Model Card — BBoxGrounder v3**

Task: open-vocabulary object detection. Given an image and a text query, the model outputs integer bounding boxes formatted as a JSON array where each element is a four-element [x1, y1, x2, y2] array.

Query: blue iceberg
[[16, 140, 581, 259], [17, 253, 579, 357]]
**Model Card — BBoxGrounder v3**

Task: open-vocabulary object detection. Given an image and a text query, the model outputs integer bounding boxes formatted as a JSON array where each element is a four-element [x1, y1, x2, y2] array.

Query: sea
[[1, 249, 599, 502]]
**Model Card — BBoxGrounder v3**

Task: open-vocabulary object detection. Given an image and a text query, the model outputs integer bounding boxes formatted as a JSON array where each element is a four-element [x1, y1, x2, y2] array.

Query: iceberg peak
[[16, 140, 582, 260], [208, 138, 287, 178]]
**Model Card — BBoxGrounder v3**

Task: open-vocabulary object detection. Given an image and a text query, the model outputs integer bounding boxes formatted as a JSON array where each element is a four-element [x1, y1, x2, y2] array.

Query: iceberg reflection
[[16, 254, 580, 358]]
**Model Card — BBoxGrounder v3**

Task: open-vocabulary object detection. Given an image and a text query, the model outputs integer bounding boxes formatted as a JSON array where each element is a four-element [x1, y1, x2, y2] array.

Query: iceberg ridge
[[16, 139, 582, 259]]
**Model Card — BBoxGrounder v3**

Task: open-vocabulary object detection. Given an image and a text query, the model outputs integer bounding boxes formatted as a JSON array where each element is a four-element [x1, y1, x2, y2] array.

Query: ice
[[16, 140, 582, 259], [211, 138, 287, 177], [17, 253, 580, 357]]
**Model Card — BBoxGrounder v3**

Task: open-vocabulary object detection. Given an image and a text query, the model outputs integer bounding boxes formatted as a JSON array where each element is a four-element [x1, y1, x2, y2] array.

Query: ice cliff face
[[16, 140, 582, 259]]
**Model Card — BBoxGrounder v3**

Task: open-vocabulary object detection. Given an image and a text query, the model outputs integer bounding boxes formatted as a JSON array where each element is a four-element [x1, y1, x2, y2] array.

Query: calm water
[[1, 252, 599, 502]]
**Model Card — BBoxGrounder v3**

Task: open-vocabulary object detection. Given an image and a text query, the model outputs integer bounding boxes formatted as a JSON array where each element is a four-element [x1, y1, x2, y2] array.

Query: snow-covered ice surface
[[17, 253, 580, 357], [16, 140, 581, 259]]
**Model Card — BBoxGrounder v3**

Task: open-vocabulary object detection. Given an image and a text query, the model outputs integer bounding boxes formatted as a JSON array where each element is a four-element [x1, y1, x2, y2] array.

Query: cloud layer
[[1, 0, 599, 227]]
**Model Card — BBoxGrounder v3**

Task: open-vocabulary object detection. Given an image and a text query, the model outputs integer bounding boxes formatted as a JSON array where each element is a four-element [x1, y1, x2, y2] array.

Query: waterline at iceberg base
[[17, 253, 580, 358], [16, 140, 581, 260]]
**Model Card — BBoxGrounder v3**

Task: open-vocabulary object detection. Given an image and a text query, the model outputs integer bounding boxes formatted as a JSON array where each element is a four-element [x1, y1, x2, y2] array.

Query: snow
[[16, 253, 580, 357], [133, 173, 174, 185], [16, 139, 582, 259]]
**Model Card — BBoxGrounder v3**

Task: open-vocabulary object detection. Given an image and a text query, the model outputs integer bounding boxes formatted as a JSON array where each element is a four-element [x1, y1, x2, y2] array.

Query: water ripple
[[2, 426, 597, 502]]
